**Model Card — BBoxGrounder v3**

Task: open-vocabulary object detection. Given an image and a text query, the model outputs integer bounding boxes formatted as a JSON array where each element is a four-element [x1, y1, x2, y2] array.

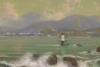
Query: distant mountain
[[0, 15, 100, 33], [0, 12, 43, 33], [57, 15, 100, 31], [85, 27, 100, 32], [24, 15, 100, 32]]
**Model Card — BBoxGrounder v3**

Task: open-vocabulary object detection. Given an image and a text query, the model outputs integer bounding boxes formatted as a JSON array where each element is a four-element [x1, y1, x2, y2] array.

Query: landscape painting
[[0, 0, 100, 67]]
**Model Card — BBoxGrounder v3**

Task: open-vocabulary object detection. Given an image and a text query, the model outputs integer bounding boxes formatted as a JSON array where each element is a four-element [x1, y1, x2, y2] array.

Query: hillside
[[15, 15, 100, 33]]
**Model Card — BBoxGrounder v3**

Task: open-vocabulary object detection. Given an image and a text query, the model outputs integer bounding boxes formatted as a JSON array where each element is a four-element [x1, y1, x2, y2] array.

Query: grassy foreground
[[0, 36, 99, 57]]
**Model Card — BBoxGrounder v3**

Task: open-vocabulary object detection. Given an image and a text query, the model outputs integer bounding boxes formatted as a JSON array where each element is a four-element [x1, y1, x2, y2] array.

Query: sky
[[0, 0, 100, 20]]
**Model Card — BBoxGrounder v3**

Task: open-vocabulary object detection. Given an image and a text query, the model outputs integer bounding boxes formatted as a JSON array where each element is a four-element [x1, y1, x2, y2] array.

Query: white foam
[[0, 53, 98, 67]]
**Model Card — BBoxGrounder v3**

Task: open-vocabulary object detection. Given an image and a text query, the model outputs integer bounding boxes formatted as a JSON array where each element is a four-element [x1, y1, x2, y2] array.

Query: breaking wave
[[0, 53, 99, 67]]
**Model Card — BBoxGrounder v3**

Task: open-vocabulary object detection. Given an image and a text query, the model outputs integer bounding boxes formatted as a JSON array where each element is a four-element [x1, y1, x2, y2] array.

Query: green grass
[[0, 36, 58, 56], [0, 36, 99, 58]]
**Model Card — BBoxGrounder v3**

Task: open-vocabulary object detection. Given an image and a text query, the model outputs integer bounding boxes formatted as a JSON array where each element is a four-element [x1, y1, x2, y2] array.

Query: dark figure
[[60, 33, 65, 46], [61, 41, 64, 46], [47, 54, 58, 65], [63, 57, 78, 67]]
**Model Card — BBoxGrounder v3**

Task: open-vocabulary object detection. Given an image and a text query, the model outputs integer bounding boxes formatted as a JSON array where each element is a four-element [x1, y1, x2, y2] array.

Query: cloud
[[2, 2, 19, 20], [42, 0, 80, 20]]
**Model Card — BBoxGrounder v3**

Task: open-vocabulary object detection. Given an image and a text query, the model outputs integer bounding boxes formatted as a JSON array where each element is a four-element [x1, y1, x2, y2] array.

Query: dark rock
[[63, 57, 78, 67], [32, 54, 40, 60], [76, 43, 82, 47], [87, 50, 91, 53], [97, 60, 100, 66], [96, 47, 100, 52], [47, 54, 57, 65], [0, 63, 11, 67], [20, 66, 28, 67]]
